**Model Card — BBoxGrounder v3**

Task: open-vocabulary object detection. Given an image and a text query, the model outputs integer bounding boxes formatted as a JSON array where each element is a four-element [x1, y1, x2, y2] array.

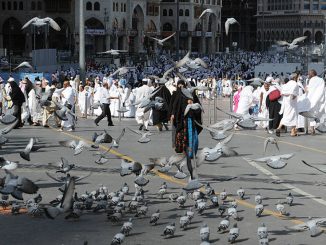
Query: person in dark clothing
[[8, 78, 25, 128], [266, 80, 283, 134], [152, 81, 172, 131], [170, 80, 202, 179]]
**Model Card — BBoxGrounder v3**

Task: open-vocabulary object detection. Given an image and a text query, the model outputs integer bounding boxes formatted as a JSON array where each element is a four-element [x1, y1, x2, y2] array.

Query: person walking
[[94, 81, 115, 126]]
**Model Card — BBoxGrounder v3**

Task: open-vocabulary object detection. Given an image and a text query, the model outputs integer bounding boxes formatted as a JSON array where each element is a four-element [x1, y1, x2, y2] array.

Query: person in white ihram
[[58, 81, 76, 132]]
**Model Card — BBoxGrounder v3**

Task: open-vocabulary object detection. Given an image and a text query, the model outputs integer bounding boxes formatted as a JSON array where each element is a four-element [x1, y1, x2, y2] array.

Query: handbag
[[269, 89, 281, 101]]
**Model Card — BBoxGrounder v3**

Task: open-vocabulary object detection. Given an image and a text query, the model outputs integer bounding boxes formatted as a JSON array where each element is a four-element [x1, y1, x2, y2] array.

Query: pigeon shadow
[[128, 232, 146, 237], [210, 238, 220, 243], [184, 226, 198, 231], [269, 229, 296, 236], [164, 234, 184, 239], [234, 238, 250, 243]]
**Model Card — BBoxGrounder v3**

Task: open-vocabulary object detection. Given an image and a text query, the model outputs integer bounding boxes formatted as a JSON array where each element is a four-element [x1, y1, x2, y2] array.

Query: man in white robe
[[257, 77, 273, 129], [276, 78, 299, 137], [78, 85, 92, 117], [135, 79, 154, 131], [237, 86, 253, 116], [59, 81, 76, 132], [298, 69, 326, 134]]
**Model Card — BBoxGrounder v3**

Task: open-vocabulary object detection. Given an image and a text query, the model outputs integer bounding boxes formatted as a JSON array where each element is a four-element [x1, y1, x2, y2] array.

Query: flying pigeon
[[59, 140, 91, 155], [19, 138, 34, 161], [49, 157, 75, 174], [97, 49, 127, 55], [0, 157, 18, 171], [0, 114, 17, 125], [276, 36, 307, 49], [253, 153, 295, 169], [148, 32, 176, 46], [225, 18, 239, 36], [286, 217, 326, 237], [13, 61, 33, 71], [112, 128, 126, 148], [264, 137, 279, 153], [22, 17, 61, 31], [198, 8, 216, 19], [127, 128, 152, 143]]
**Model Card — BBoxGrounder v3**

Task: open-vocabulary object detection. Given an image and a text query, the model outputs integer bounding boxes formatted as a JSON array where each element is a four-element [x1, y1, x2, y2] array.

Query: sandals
[[290, 128, 297, 137]]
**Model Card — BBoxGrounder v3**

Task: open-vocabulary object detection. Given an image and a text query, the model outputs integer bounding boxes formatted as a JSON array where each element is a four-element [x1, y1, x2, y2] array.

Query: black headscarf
[[9, 81, 25, 106]]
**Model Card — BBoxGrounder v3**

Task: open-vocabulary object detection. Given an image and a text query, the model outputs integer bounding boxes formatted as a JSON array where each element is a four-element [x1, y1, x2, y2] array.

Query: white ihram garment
[[279, 80, 299, 127]]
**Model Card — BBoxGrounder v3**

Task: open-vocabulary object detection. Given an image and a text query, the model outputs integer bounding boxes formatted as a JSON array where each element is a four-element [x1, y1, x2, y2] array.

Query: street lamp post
[[176, 0, 180, 60], [79, 0, 86, 84]]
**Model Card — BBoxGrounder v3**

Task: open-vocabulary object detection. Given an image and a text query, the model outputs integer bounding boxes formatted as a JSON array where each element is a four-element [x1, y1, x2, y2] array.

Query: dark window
[[19, 1, 23, 10], [7, 1, 11, 10], [2, 1, 5, 10], [94, 2, 100, 11], [124, 3, 126, 12], [86, 1, 92, 10], [163, 22, 173, 31], [31, 1, 35, 10], [112, 2, 115, 11], [37, 1, 42, 10], [169, 9, 173, 16], [185, 9, 189, 16], [115, 3, 118, 11], [179, 9, 183, 16], [163, 9, 167, 16], [13, 1, 17, 10]]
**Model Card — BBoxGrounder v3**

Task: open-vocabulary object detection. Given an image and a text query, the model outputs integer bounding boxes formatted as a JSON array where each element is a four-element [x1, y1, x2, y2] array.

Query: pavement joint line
[[53, 128, 315, 227], [243, 157, 326, 207], [234, 132, 326, 155]]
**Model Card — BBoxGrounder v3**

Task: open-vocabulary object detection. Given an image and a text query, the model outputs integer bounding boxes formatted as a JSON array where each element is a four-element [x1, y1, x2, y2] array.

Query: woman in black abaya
[[8, 79, 25, 128]]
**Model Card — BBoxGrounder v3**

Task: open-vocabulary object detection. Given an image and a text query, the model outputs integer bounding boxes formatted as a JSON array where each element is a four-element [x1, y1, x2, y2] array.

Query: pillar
[[105, 34, 111, 50], [188, 36, 192, 51]]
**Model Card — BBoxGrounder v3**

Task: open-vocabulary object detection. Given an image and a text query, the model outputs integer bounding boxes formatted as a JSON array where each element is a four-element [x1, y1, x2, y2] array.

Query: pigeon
[[45, 172, 92, 183], [94, 145, 113, 165], [163, 222, 176, 237], [135, 202, 148, 217], [175, 51, 208, 69], [196, 199, 207, 214], [92, 130, 113, 144], [255, 204, 264, 217], [112, 128, 126, 148], [180, 213, 191, 230], [127, 128, 152, 143], [228, 223, 239, 243], [276, 200, 289, 216], [13, 61, 33, 70], [150, 209, 160, 225], [264, 137, 279, 153], [157, 182, 167, 199], [316, 122, 326, 133], [199, 8, 215, 19], [257, 223, 268, 239], [44, 177, 75, 219], [186, 207, 195, 222], [0, 120, 18, 135], [97, 49, 127, 55], [276, 36, 307, 49], [120, 159, 143, 176], [121, 218, 133, 236], [225, 18, 239, 36], [11, 202, 22, 215], [253, 153, 295, 169], [19, 138, 34, 161], [218, 217, 230, 232], [200, 223, 210, 242], [220, 189, 227, 201], [286, 192, 294, 206], [121, 183, 129, 194], [286, 217, 326, 237], [0, 170, 39, 200], [237, 187, 245, 200], [109, 67, 133, 77], [111, 233, 125, 245], [22, 17, 61, 30], [0, 157, 18, 171], [183, 179, 204, 191], [59, 140, 91, 155], [227, 207, 240, 221], [195, 120, 233, 140], [255, 193, 262, 204], [51, 157, 75, 174], [176, 192, 187, 207], [0, 114, 17, 125], [148, 32, 176, 46], [148, 67, 174, 84], [259, 238, 269, 245]]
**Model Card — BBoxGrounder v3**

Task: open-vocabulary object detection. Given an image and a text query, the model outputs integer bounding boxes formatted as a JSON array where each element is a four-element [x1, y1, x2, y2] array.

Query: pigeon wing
[[21, 17, 39, 29], [0, 120, 19, 135], [45, 171, 64, 182], [44, 17, 61, 31], [161, 32, 176, 43], [59, 140, 77, 149], [279, 153, 295, 160], [292, 36, 307, 45], [60, 178, 75, 211]]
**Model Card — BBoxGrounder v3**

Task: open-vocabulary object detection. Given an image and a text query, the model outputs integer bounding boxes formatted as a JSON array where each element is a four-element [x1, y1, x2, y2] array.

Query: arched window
[[180, 22, 188, 31], [169, 9, 173, 16], [2, 1, 6, 10], [19, 1, 23, 10], [163, 9, 167, 16], [115, 3, 118, 11], [179, 9, 183, 16], [8, 1, 11, 10], [86, 1, 92, 10], [37, 1, 42, 10], [185, 9, 189, 16], [124, 3, 126, 12], [163, 23, 173, 31], [112, 2, 115, 11], [94, 2, 100, 11], [13, 1, 17, 10]]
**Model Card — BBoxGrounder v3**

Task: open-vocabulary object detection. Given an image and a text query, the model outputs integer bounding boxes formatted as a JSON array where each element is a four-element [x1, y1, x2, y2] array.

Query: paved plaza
[[1, 98, 326, 245]]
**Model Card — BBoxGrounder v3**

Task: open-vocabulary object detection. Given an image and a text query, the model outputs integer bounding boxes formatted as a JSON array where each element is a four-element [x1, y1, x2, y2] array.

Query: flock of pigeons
[[0, 91, 326, 245]]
